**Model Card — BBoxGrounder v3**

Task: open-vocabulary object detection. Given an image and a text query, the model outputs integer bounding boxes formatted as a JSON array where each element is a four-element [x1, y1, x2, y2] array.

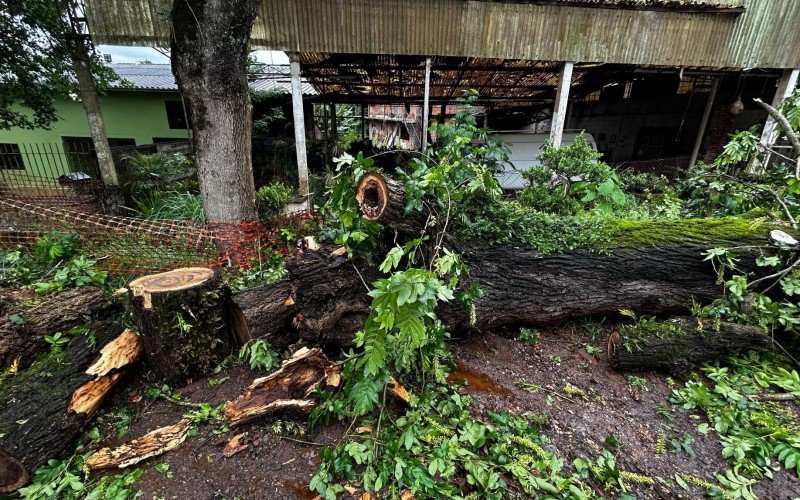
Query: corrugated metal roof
[[108, 63, 316, 95], [85, 0, 800, 69]]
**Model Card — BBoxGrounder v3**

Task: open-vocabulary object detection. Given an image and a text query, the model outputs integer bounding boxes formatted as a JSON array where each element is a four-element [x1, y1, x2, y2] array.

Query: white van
[[492, 131, 598, 190]]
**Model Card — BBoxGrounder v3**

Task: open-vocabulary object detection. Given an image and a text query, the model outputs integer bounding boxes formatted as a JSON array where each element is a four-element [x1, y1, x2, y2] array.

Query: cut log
[[231, 251, 374, 349], [85, 420, 191, 470], [607, 317, 771, 372], [225, 347, 339, 427], [129, 267, 235, 385], [0, 286, 117, 371], [356, 171, 428, 236], [0, 324, 139, 490]]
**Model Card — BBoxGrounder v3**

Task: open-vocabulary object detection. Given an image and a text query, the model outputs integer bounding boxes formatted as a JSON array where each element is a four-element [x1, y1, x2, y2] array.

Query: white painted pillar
[[689, 76, 720, 168], [550, 62, 574, 148], [760, 68, 800, 148], [289, 52, 310, 205], [422, 57, 431, 153]]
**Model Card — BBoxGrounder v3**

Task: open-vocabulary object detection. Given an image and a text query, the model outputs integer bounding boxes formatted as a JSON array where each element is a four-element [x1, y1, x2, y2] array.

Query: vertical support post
[[329, 103, 338, 144], [289, 52, 309, 205], [689, 76, 720, 168], [361, 103, 366, 141], [550, 62, 574, 148], [760, 68, 800, 148], [422, 57, 432, 153]]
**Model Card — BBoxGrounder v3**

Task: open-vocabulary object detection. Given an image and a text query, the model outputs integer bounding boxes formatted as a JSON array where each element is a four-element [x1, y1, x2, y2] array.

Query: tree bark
[[607, 317, 770, 372], [66, 28, 119, 192], [230, 236, 758, 348], [225, 347, 339, 427], [129, 267, 235, 385], [0, 323, 139, 490], [231, 249, 376, 349], [170, 0, 259, 223], [0, 286, 118, 371]]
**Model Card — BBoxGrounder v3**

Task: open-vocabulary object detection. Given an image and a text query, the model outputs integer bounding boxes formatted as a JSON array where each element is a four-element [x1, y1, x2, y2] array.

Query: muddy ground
[[90, 324, 800, 499]]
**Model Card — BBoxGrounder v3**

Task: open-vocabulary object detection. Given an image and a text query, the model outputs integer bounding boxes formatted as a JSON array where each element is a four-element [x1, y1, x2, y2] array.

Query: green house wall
[[0, 90, 191, 180]]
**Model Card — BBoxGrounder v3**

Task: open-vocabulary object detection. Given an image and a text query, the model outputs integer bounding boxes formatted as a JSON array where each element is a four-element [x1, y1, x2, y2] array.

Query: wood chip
[[85, 329, 142, 378], [86, 420, 191, 470], [325, 365, 341, 387], [69, 373, 123, 417], [222, 433, 249, 458], [388, 377, 410, 403], [330, 246, 347, 256], [283, 294, 295, 307]]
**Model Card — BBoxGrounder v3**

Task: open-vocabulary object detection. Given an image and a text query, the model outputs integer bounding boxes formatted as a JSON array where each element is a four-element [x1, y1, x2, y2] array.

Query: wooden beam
[[422, 57, 431, 153], [689, 76, 720, 168], [549, 62, 573, 148], [289, 52, 310, 206], [760, 68, 800, 148]]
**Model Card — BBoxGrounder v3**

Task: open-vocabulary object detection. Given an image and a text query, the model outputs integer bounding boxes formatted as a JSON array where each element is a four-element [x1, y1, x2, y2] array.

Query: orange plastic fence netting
[[0, 197, 312, 276]]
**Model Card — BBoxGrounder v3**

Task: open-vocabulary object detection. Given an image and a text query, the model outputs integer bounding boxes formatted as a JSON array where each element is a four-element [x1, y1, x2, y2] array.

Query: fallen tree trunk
[[0, 325, 141, 491], [129, 267, 235, 385], [607, 317, 771, 372], [0, 286, 118, 371]]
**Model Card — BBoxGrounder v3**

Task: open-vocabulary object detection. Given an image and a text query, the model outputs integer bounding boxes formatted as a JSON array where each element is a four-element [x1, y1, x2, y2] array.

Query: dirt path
[[92, 327, 800, 499]]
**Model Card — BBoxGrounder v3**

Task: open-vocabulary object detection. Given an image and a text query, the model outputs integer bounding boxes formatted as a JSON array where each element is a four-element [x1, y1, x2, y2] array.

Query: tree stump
[[129, 267, 234, 385]]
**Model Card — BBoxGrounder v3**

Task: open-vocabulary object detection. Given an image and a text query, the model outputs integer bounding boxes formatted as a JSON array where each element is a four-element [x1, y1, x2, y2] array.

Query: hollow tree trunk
[[129, 268, 235, 385], [0, 286, 118, 371], [607, 317, 770, 372], [0, 324, 140, 491], [170, 0, 259, 223], [356, 172, 427, 235]]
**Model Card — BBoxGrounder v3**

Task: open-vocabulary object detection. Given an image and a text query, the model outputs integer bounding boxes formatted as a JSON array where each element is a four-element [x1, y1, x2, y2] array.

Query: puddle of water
[[447, 362, 511, 395], [283, 479, 316, 500]]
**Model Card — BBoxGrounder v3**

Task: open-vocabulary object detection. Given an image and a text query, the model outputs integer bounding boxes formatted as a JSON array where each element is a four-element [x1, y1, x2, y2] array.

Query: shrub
[[256, 181, 293, 218], [122, 152, 197, 197], [518, 135, 627, 215], [129, 191, 205, 221]]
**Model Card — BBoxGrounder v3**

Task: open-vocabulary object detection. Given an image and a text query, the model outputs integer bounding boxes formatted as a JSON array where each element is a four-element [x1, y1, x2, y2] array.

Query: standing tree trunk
[[170, 0, 259, 223], [64, 1, 123, 213]]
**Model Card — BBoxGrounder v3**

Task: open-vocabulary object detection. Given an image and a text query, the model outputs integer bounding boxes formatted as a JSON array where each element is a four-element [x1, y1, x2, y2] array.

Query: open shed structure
[[83, 0, 800, 192]]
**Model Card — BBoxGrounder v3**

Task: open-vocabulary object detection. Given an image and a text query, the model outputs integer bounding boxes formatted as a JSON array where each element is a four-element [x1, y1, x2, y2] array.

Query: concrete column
[[289, 52, 309, 204], [689, 76, 720, 168], [422, 57, 431, 153], [760, 68, 800, 148], [550, 62, 574, 148]]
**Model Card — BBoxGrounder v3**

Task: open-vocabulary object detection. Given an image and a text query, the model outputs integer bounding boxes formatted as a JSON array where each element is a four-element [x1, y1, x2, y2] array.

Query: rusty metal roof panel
[[85, 0, 800, 69]]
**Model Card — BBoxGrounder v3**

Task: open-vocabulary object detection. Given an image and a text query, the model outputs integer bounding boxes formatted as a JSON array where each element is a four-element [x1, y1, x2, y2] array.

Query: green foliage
[[518, 135, 627, 216], [670, 353, 800, 481], [0, 1, 121, 130], [311, 388, 593, 498], [701, 243, 800, 334], [238, 339, 280, 372], [517, 328, 541, 345], [226, 244, 285, 292], [626, 375, 648, 391], [320, 152, 384, 257], [616, 313, 685, 353], [256, 181, 293, 218], [1, 232, 107, 293], [128, 191, 205, 222], [18, 456, 142, 500], [573, 451, 653, 493], [122, 153, 197, 198]]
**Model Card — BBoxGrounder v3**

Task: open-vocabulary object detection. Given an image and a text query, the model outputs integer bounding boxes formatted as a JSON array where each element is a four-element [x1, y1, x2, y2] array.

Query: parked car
[[492, 131, 598, 190]]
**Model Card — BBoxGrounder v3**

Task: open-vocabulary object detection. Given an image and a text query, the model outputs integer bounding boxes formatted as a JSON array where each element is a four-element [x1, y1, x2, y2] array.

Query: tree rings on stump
[[129, 267, 233, 385]]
